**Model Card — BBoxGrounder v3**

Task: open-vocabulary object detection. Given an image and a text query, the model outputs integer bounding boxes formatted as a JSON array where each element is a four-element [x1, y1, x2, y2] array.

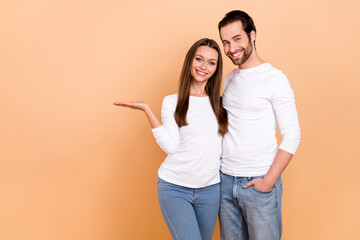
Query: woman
[[114, 38, 228, 240]]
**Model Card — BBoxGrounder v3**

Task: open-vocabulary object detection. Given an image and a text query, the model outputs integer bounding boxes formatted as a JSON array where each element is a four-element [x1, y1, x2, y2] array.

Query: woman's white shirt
[[152, 94, 222, 188]]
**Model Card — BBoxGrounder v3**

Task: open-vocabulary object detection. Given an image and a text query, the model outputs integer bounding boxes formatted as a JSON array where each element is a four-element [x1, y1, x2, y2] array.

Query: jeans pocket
[[252, 186, 274, 194], [251, 176, 275, 194]]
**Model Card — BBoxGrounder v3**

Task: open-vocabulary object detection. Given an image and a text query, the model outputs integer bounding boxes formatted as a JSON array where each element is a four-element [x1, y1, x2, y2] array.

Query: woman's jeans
[[157, 178, 220, 240], [219, 172, 283, 240]]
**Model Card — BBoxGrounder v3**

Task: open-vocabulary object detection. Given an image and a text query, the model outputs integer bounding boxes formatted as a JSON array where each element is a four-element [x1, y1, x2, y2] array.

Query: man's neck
[[238, 51, 265, 69]]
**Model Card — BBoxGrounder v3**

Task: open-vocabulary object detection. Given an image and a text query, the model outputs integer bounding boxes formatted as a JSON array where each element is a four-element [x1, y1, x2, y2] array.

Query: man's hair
[[218, 10, 257, 41]]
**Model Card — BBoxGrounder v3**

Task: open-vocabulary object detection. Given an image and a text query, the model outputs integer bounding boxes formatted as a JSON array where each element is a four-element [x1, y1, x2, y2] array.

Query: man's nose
[[230, 42, 236, 53]]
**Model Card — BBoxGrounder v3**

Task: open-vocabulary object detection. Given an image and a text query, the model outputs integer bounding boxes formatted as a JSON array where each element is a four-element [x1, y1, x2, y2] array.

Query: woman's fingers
[[113, 101, 147, 110], [113, 101, 130, 107]]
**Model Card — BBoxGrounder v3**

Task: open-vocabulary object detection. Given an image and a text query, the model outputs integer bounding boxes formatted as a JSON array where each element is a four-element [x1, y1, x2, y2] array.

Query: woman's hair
[[174, 38, 228, 135]]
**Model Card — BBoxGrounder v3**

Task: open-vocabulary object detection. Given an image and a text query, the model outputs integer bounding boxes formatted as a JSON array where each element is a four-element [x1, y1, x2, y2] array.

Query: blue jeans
[[219, 172, 283, 240], [157, 178, 220, 240]]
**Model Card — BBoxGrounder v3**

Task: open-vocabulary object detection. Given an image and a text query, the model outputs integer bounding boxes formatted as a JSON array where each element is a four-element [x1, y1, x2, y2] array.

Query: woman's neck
[[190, 82, 208, 97]]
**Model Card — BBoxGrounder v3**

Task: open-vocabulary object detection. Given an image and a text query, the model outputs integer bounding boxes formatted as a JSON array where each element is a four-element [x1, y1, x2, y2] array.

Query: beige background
[[1, 0, 359, 239]]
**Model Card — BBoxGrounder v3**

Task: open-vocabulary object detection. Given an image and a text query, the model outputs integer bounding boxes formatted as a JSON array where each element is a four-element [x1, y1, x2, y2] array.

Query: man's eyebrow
[[222, 34, 242, 43], [232, 34, 242, 39]]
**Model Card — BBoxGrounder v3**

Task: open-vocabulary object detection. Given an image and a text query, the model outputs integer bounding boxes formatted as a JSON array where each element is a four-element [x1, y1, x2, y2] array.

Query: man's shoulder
[[263, 64, 294, 95], [225, 68, 238, 78], [224, 69, 238, 88], [260, 63, 289, 82]]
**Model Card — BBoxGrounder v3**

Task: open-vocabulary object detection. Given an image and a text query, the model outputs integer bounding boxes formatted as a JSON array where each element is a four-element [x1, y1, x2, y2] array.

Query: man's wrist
[[263, 174, 277, 188]]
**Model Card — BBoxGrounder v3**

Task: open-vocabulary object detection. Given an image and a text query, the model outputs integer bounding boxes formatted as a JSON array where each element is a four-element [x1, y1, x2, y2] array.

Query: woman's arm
[[151, 96, 180, 154], [114, 96, 180, 154], [113, 101, 161, 128]]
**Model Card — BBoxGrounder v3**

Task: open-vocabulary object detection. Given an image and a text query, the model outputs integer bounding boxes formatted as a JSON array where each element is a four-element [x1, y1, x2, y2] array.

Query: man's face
[[220, 21, 254, 66]]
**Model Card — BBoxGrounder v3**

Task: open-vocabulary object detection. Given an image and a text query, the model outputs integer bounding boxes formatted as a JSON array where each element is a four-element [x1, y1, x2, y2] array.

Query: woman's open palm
[[113, 101, 148, 111]]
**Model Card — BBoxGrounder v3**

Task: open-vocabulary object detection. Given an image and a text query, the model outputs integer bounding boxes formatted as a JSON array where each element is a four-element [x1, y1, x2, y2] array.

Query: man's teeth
[[233, 51, 242, 57]]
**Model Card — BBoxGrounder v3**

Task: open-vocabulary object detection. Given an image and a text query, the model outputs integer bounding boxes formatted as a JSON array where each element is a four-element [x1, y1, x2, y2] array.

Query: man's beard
[[231, 42, 253, 66]]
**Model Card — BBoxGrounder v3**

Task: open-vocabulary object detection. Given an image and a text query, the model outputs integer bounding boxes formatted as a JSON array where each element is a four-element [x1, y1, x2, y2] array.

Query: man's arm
[[244, 74, 301, 191], [243, 149, 292, 191]]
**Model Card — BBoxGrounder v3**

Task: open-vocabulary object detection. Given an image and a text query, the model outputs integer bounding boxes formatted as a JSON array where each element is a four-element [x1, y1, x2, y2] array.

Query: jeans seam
[[232, 178, 239, 206], [162, 207, 180, 240], [157, 179, 180, 240], [274, 186, 280, 239]]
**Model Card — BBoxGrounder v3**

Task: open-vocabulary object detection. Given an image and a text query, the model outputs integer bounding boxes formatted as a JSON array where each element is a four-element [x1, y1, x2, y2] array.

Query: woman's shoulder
[[162, 93, 178, 108], [163, 93, 178, 103]]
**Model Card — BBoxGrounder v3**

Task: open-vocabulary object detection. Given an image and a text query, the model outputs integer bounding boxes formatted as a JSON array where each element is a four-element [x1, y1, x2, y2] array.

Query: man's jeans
[[219, 172, 283, 240], [157, 177, 220, 240]]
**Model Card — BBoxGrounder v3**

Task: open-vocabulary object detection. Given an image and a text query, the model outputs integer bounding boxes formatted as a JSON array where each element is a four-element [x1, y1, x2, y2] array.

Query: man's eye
[[235, 38, 241, 41]]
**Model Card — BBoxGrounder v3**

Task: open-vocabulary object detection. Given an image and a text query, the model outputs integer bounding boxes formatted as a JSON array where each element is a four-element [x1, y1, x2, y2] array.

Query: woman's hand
[[113, 101, 161, 128], [113, 101, 149, 111]]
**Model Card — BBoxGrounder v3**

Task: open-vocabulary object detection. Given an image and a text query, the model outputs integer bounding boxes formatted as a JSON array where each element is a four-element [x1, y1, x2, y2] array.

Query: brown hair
[[174, 38, 228, 135], [218, 10, 257, 46]]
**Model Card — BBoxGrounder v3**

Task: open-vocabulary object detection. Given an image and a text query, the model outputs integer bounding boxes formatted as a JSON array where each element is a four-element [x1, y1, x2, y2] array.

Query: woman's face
[[191, 46, 218, 84]]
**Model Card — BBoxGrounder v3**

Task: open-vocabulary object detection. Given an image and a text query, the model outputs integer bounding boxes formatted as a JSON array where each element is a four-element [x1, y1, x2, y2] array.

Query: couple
[[115, 10, 300, 240]]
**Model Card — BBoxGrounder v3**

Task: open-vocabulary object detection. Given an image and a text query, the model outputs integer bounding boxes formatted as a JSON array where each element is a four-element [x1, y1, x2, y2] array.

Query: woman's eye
[[196, 58, 202, 61], [209, 62, 216, 66]]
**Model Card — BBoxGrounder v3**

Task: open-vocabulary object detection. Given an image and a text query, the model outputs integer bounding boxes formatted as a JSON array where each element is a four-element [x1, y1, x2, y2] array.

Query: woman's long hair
[[174, 38, 228, 135]]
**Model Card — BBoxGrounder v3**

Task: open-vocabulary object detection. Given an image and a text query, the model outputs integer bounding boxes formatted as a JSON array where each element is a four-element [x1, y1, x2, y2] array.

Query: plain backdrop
[[1, 0, 359, 239]]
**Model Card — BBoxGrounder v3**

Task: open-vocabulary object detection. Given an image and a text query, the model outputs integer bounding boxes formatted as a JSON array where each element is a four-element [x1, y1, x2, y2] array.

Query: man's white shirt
[[221, 63, 301, 177]]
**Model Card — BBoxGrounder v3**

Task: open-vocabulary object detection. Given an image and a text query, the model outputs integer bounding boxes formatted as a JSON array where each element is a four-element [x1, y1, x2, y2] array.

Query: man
[[218, 10, 301, 240]]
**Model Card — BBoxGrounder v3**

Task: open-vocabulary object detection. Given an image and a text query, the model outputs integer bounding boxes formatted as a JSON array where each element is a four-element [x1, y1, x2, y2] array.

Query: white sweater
[[222, 63, 301, 177], [152, 94, 222, 188]]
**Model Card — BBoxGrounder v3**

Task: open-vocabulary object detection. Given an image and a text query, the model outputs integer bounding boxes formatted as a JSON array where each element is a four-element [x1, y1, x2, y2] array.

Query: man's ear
[[250, 30, 256, 43]]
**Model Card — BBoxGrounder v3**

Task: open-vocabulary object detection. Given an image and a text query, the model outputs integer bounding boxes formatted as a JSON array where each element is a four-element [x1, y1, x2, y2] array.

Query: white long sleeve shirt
[[152, 94, 222, 188], [222, 63, 301, 177]]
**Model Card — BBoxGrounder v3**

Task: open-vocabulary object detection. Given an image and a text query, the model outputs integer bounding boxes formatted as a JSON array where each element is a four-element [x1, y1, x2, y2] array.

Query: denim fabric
[[219, 172, 283, 240], [157, 177, 220, 240]]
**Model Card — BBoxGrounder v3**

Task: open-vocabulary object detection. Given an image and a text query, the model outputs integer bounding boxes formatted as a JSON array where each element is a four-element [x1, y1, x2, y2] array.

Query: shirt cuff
[[151, 125, 165, 137]]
